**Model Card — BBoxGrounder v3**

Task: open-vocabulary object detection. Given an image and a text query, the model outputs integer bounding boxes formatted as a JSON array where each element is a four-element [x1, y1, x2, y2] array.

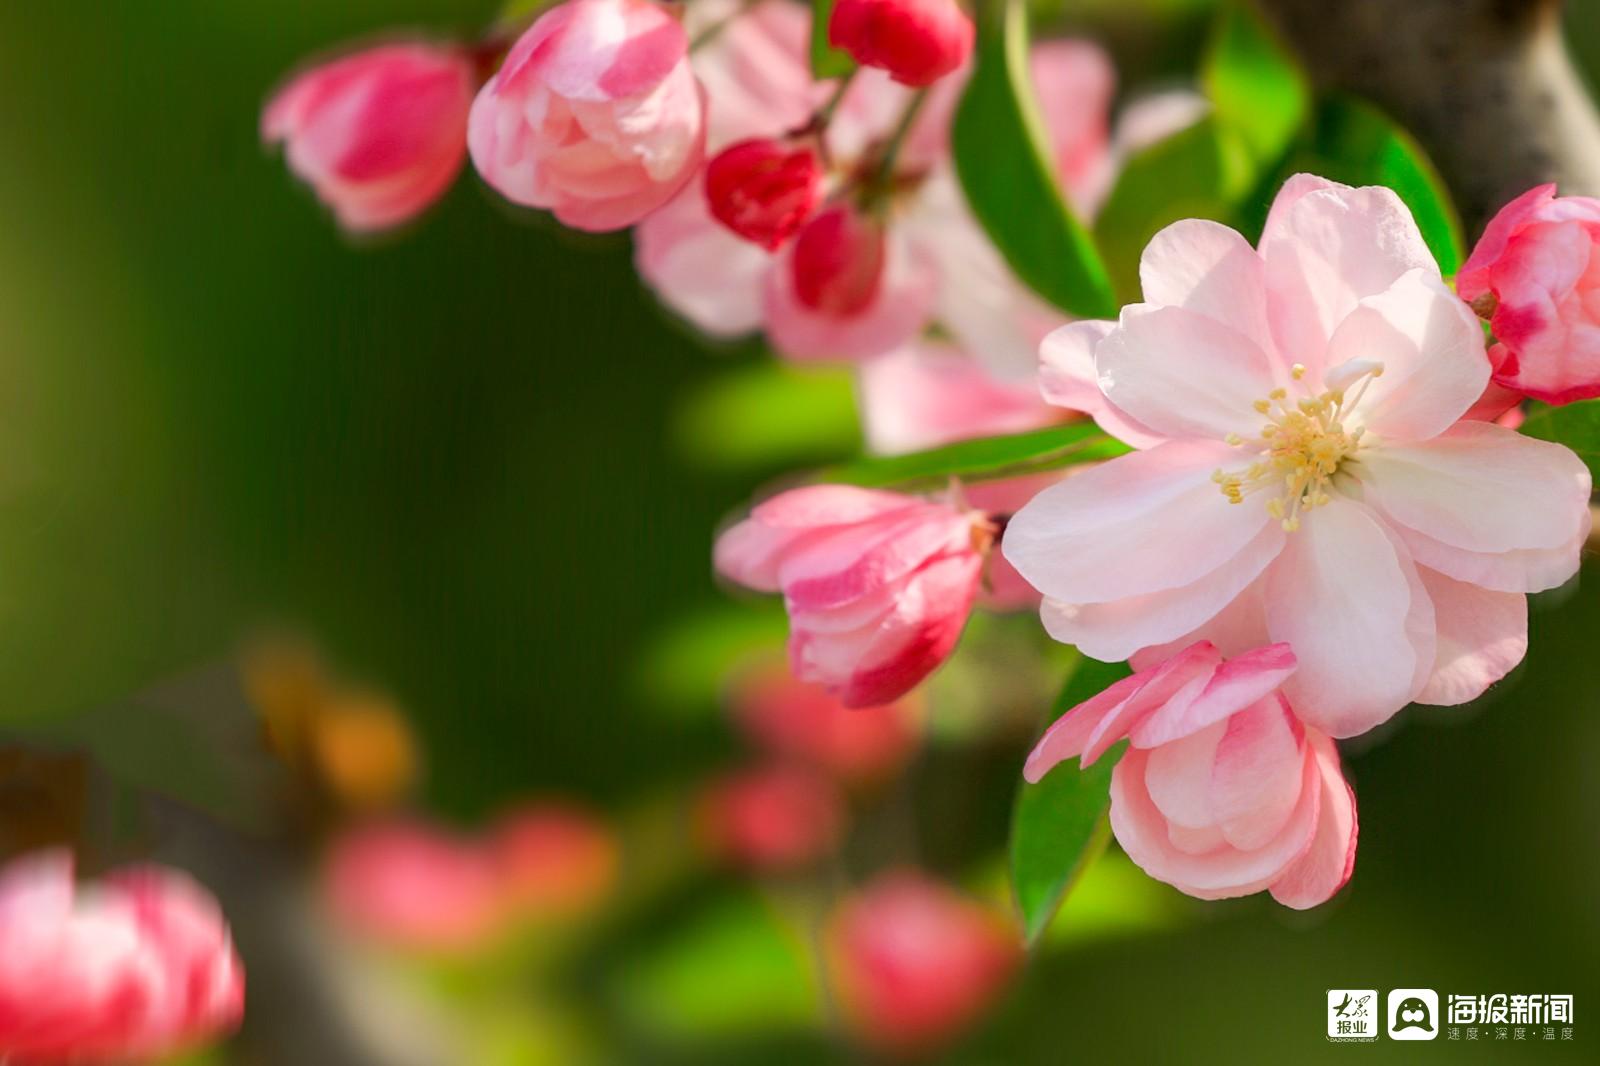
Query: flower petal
[[1209, 694, 1305, 850], [1414, 567, 1528, 706], [1263, 498, 1426, 737], [1002, 441, 1275, 604], [1392, 519, 1588, 595], [1268, 733, 1357, 909], [1138, 218, 1277, 360], [1132, 643, 1298, 749], [1354, 420, 1592, 554], [1326, 269, 1489, 441], [1095, 305, 1278, 440], [1037, 321, 1164, 447]]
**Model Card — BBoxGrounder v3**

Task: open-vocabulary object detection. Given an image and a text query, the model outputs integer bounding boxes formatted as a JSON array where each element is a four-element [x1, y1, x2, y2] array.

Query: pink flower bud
[[828, 0, 975, 88], [489, 804, 618, 920], [697, 764, 845, 870], [0, 851, 243, 1064], [263, 42, 473, 232], [790, 203, 887, 315], [322, 820, 505, 954], [468, 0, 706, 232], [1457, 184, 1600, 404], [730, 661, 920, 783], [704, 138, 825, 250], [1026, 642, 1358, 909], [825, 871, 1018, 1051], [714, 484, 986, 706]]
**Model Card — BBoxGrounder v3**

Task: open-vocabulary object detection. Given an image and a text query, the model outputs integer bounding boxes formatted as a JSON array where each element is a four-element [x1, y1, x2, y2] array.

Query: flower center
[[1211, 362, 1383, 532]]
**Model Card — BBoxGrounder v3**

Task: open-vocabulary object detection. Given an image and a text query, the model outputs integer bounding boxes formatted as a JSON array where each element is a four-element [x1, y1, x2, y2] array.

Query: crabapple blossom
[[262, 42, 473, 232], [730, 660, 920, 782], [1457, 184, 1600, 404], [697, 763, 846, 870], [828, 0, 976, 88], [323, 820, 505, 953], [705, 137, 825, 249], [714, 484, 989, 706], [468, 0, 705, 231], [1005, 175, 1592, 739], [825, 871, 1019, 1051], [0, 851, 244, 1064], [1026, 643, 1358, 907]]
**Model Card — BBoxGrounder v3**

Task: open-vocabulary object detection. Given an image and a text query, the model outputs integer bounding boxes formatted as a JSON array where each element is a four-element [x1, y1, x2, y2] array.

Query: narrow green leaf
[[810, 0, 855, 78], [1010, 655, 1132, 945], [1261, 96, 1465, 273], [1520, 399, 1600, 483], [824, 422, 1131, 490], [953, 0, 1117, 318], [1094, 117, 1256, 303], [1202, 2, 1309, 166], [672, 362, 860, 472]]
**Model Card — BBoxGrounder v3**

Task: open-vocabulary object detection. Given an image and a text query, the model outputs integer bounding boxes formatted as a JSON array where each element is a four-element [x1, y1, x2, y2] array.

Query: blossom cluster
[[256, 0, 1600, 946]]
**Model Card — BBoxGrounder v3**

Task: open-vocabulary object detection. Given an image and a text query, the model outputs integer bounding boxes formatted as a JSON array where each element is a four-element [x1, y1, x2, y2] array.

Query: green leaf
[[1093, 117, 1257, 303], [823, 421, 1131, 490], [953, 0, 1117, 318], [497, 0, 555, 26], [634, 603, 789, 716], [1202, 2, 1309, 166], [1038, 849, 1189, 950], [1263, 96, 1465, 274], [810, 0, 855, 79], [1521, 399, 1600, 483], [1010, 654, 1131, 945], [672, 362, 861, 472]]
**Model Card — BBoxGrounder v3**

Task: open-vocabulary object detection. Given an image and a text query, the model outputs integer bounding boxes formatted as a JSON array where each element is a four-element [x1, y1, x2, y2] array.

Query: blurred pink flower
[[828, 0, 974, 88], [705, 137, 824, 249], [0, 850, 243, 1065], [636, 4, 1117, 374], [1457, 184, 1600, 404], [715, 484, 987, 706], [323, 820, 504, 953], [697, 764, 845, 870], [468, 0, 705, 231], [1006, 175, 1591, 738], [490, 804, 619, 920], [1027, 642, 1358, 908], [263, 42, 474, 232], [825, 871, 1018, 1051], [730, 661, 920, 783], [857, 342, 1067, 455]]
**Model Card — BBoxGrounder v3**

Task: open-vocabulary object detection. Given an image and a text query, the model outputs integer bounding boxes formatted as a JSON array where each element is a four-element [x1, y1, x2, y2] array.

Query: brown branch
[[1257, 0, 1600, 235]]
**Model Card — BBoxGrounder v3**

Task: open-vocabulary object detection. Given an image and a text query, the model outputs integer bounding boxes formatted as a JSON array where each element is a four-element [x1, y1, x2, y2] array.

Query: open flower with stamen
[[1005, 175, 1592, 738]]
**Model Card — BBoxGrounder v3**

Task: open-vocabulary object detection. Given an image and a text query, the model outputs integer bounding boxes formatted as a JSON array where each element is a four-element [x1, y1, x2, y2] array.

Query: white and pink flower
[[0, 851, 244, 1065], [1005, 175, 1592, 738], [1026, 642, 1357, 907], [715, 484, 989, 706], [263, 42, 474, 232], [468, 0, 706, 231]]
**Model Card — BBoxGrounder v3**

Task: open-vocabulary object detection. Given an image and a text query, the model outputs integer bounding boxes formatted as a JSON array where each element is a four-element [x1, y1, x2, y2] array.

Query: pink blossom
[[490, 804, 618, 919], [828, 0, 975, 88], [730, 660, 920, 782], [1005, 175, 1592, 738], [636, 8, 1120, 371], [715, 484, 988, 706], [697, 763, 846, 870], [0, 851, 243, 1064], [468, 0, 705, 231], [825, 871, 1018, 1051], [1026, 643, 1358, 907], [263, 42, 473, 232], [322, 820, 505, 953], [705, 137, 824, 249], [1457, 184, 1600, 404], [857, 342, 1067, 455]]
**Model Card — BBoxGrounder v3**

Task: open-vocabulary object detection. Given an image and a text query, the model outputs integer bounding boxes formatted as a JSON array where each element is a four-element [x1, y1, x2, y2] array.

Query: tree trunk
[[1258, 0, 1600, 235]]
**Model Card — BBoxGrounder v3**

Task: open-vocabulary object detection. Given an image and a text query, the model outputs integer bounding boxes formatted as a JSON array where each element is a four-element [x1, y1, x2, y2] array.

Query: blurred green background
[[0, 1, 1597, 1062]]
